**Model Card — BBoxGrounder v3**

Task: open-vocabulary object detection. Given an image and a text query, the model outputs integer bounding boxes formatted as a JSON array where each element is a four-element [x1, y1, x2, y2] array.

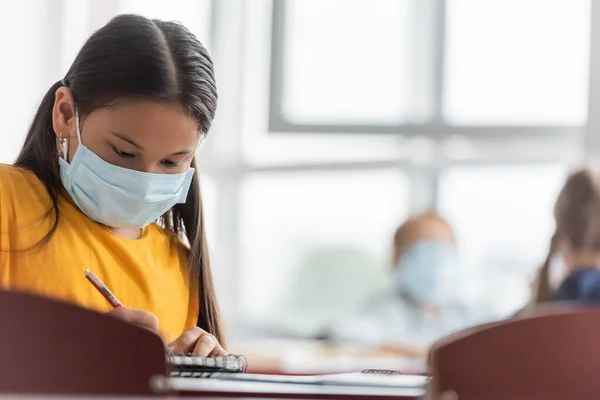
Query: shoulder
[[0, 164, 49, 205], [0, 164, 40, 187]]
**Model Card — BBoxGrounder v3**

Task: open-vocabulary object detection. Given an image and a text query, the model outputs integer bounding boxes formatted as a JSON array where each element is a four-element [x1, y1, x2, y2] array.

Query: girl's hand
[[106, 308, 225, 356], [106, 306, 159, 332], [169, 327, 227, 356]]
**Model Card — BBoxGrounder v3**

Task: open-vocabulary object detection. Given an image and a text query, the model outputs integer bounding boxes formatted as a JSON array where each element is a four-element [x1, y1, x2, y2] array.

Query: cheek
[[68, 133, 119, 166]]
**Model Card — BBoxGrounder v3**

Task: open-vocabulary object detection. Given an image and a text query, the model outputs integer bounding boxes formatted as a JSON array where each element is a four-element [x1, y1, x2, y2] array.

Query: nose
[[134, 161, 161, 174]]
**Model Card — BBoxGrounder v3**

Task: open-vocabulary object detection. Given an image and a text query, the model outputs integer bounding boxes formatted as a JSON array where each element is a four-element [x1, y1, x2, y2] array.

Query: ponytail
[[13, 80, 64, 247], [534, 233, 559, 304], [170, 162, 224, 345]]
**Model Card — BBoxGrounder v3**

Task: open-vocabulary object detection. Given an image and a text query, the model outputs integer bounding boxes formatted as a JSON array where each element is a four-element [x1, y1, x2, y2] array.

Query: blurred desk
[[228, 339, 426, 375], [0, 394, 421, 400]]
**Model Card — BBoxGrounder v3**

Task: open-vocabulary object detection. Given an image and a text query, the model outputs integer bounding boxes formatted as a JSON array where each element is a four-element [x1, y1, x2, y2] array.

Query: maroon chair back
[[0, 290, 167, 395], [428, 306, 600, 400]]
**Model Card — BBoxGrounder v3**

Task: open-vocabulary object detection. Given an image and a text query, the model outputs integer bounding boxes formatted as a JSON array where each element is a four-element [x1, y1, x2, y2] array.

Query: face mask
[[394, 241, 458, 305], [59, 110, 195, 229]]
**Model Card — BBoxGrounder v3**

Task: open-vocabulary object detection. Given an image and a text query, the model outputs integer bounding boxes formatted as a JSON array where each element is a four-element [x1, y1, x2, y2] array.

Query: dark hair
[[14, 14, 223, 344], [535, 167, 600, 303]]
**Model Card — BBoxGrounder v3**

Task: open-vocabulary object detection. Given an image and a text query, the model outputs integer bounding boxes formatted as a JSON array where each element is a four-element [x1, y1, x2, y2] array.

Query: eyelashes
[[113, 146, 182, 168], [114, 147, 135, 159]]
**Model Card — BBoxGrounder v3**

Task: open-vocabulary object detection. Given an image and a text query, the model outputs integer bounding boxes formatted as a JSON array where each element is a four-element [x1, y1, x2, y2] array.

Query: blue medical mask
[[395, 241, 458, 305], [59, 111, 195, 229]]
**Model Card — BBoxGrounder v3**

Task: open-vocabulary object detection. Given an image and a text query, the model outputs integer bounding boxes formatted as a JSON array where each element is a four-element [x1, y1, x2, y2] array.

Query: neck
[[568, 252, 600, 272], [109, 226, 142, 239]]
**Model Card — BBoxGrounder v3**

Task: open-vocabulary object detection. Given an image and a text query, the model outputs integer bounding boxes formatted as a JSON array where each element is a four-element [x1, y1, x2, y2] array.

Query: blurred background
[[1, 0, 598, 372]]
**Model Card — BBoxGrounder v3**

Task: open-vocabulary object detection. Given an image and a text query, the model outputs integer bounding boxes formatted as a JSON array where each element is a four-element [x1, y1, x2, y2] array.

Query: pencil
[[84, 269, 123, 308]]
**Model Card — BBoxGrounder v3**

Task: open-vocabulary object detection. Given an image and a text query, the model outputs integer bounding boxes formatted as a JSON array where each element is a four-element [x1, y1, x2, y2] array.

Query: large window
[[270, 0, 590, 132], [234, 0, 590, 332]]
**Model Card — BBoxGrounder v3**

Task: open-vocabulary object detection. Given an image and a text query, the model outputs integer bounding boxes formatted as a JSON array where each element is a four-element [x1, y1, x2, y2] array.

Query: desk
[[0, 394, 422, 400], [171, 378, 424, 399]]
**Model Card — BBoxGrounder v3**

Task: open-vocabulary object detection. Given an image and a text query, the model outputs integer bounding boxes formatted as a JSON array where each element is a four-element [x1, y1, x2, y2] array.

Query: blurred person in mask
[[326, 211, 479, 356], [529, 167, 600, 307]]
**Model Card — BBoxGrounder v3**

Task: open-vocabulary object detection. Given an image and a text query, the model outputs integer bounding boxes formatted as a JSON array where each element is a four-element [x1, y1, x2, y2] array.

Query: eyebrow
[[170, 149, 196, 156], [110, 131, 143, 150], [110, 131, 196, 157]]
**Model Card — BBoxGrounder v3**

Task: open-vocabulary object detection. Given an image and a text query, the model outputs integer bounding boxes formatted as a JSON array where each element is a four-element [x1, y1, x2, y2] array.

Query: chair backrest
[[428, 306, 600, 400], [0, 290, 167, 395]]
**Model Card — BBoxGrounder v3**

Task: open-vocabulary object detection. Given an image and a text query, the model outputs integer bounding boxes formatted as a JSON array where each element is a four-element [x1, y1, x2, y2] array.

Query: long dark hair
[[535, 168, 600, 304], [13, 14, 223, 344]]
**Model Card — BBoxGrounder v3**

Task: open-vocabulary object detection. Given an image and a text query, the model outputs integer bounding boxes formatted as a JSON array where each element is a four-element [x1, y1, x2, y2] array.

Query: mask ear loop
[[62, 136, 69, 160], [63, 109, 82, 160], [75, 109, 82, 143]]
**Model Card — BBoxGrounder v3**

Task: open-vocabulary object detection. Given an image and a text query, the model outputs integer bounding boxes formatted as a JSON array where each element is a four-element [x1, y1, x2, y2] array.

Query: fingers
[[169, 326, 227, 356], [193, 334, 227, 356], [169, 327, 200, 354], [106, 307, 159, 332]]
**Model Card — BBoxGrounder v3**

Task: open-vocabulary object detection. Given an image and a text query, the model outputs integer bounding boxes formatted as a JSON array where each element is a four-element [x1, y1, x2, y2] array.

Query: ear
[[392, 248, 401, 269], [51, 87, 76, 142]]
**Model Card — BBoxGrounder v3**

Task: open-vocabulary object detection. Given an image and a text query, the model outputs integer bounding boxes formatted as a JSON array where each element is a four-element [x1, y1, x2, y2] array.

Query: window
[[238, 170, 409, 335], [0, 0, 56, 164], [444, 0, 590, 125], [118, 0, 212, 47], [278, 0, 412, 125], [269, 0, 590, 132], [225, 0, 591, 332]]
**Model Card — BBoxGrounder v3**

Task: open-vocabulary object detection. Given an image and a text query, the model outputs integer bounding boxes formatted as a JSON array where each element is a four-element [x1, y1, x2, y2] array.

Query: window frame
[[267, 0, 586, 144]]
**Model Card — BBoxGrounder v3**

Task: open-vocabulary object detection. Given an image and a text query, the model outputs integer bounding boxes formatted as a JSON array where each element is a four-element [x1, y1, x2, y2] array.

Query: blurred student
[[0, 15, 226, 355], [532, 167, 600, 305], [327, 211, 477, 355]]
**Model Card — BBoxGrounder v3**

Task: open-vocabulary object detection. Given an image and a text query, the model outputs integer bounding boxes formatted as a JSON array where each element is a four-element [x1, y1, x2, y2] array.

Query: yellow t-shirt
[[0, 164, 198, 342]]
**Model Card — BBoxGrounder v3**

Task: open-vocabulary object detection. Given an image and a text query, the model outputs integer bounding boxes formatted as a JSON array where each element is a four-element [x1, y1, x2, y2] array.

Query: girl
[[0, 14, 225, 355], [534, 167, 600, 304]]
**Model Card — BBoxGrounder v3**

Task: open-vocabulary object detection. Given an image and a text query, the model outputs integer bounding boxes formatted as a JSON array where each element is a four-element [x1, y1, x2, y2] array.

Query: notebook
[[153, 370, 428, 398], [162, 355, 428, 398], [168, 355, 426, 387], [168, 354, 247, 376], [194, 370, 428, 388]]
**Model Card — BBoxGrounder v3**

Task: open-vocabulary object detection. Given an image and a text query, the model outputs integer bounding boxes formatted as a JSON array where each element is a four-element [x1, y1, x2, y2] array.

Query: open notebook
[[169, 354, 247, 376], [162, 355, 427, 397]]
